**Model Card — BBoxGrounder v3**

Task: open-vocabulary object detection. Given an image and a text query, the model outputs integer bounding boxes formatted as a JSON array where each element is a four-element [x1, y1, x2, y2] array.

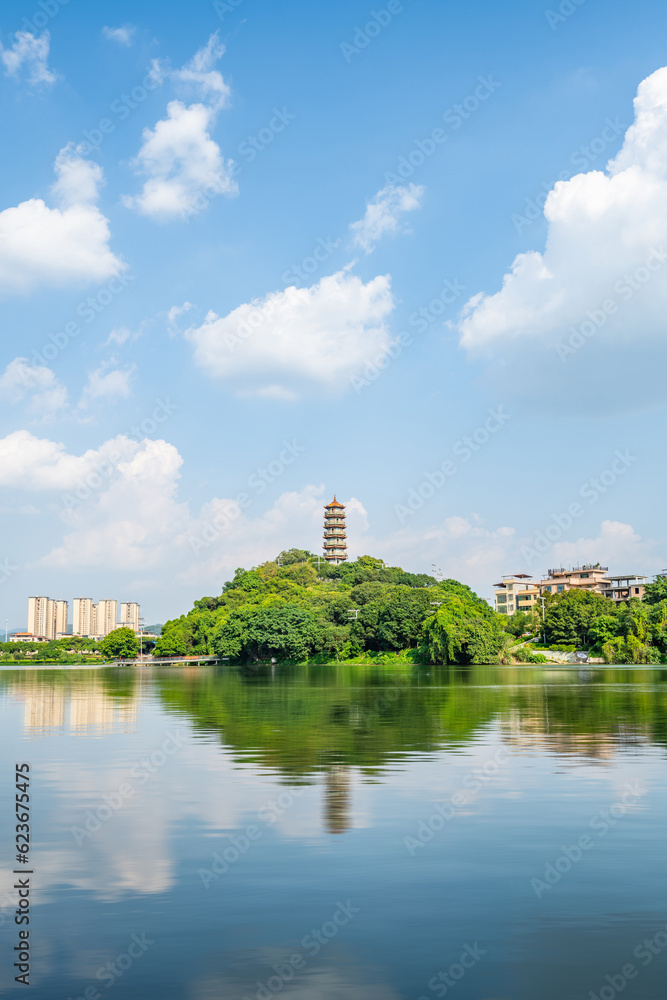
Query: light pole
[[139, 617, 145, 660]]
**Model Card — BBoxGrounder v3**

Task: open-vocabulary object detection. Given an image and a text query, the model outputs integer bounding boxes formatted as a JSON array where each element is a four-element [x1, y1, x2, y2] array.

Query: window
[[581, 573, 590, 579], [557, 585, 565, 593], [544, 586, 551, 593], [506, 584, 514, 591], [635, 587, 640, 594], [497, 594, 507, 603]]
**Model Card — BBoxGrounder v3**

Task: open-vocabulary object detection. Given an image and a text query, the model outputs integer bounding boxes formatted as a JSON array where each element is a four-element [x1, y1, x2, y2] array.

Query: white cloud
[[0, 358, 68, 419], [456, 66, 667, 407], [170, 32, 229, 108], [103, 327, 134, 347], [350, 182, 425, 253], [166, 301, 194, 335], [122, 100, 236, 220], [102, 25, 136, 47], [122, 35, 235, 220], [545, 520, 662, 575], [1, 30, 56, 86], [0, 431, 143, 491], [3, 428, 662, 610], [185, 270, 395, 398], [79, 363, 135, 408], [0, 143, 124, 296]]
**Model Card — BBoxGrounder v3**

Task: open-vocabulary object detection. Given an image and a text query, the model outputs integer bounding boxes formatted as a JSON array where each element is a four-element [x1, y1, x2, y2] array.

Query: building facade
[[494, 576, 540, 615], [95, 600, 118, 638], [27, 596, 68, 639], [494, 564, 653, 614], [73, 598, 95, 637], [120, 602, 140, 632], [323, 497, 348, 565]]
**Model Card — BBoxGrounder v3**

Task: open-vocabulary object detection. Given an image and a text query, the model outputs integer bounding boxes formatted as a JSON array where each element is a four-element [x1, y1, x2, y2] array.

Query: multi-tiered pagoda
[[323, 496, 348, 565]]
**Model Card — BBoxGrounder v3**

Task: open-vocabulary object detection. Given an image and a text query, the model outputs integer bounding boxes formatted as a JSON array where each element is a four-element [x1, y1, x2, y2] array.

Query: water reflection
[[1, 664, 667, 999]]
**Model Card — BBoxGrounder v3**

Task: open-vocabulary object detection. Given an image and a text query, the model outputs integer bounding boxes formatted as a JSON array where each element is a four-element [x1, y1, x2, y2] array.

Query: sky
[[1, 0, 667, 627]]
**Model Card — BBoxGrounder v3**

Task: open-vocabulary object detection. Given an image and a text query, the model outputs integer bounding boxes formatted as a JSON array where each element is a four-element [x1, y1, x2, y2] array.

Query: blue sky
[[1, 0, 666, 626]]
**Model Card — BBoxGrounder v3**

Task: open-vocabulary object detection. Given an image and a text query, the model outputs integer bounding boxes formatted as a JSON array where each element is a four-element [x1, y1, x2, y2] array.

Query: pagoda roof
[[325, 495, 345, 508]]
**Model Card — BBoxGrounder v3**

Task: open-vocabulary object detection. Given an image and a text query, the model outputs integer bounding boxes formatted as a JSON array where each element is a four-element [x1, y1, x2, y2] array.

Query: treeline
[[0, 637, 101, 661], [504, 578, 667, 663], [156, 551, 512, 665]]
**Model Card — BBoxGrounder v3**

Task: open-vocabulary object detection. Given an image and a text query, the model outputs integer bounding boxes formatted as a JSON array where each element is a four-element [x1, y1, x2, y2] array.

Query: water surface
[[1, 663, 666, 999]]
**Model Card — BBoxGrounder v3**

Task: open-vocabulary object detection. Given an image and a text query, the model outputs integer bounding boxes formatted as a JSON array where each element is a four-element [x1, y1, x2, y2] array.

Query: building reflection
[[324, 764, 352, 834], [7, 674, 139, 736]]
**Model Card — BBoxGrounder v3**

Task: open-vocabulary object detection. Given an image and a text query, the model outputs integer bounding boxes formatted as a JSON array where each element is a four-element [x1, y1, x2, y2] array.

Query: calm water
[[1, 663, 667, 999]]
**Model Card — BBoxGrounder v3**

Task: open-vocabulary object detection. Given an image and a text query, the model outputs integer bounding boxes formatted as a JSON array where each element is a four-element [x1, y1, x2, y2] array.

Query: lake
[[1, 663, 666, 999]]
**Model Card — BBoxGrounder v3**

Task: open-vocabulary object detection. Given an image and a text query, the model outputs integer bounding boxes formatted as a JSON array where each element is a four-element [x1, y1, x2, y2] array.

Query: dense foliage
[[156, 554, 507, 665], [0, 636, 101, 662], [99, 627, 139, 659], [507, 587, 667, 663]]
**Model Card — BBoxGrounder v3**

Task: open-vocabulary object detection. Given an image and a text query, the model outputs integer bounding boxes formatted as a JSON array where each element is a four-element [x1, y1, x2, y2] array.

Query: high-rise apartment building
[[95, 600, 118, 638], [120, 602, 140, 632], [54, 600, 69, 638], [73, 598, 95, 637], [27, 596, 68, 639], [28, 597, 50, 638]]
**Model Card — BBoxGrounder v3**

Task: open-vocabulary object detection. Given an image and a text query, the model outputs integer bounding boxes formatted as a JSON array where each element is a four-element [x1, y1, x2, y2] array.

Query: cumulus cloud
[[456, 65, 667, 409], [170, 32, 229, 108], [541, 520, 661, 575], [1, 30, 56, 86], [102, 25, 136, 47], [185, 270, 395, 398], [0, 358, 68, 419], [79, 363, 136, 408], [350, 182, 425, 253], [0, 143, 124, 296], [3, 427, 661, 608], [122, 35, 235, 220]]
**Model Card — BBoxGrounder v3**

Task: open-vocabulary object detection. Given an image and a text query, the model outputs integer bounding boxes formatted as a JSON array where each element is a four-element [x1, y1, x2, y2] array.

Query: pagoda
[[323, 496, 348, 565]]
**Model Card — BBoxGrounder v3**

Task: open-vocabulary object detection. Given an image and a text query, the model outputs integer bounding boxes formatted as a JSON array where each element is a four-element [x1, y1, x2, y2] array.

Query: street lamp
[[139, 617, 145, 660]]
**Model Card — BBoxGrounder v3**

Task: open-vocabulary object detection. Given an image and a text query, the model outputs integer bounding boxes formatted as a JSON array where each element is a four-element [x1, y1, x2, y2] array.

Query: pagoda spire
[[323, 496, 348, 565]]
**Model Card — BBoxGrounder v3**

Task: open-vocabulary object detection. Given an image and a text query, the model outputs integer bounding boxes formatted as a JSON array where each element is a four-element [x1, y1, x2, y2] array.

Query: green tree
[[643, 576, 667, 606], [100, 628, 139, 659], [276, 548, 314, 566], [543, 589, 615, 646], [154, 630, 188, 657], [424, 595, 506, 664]]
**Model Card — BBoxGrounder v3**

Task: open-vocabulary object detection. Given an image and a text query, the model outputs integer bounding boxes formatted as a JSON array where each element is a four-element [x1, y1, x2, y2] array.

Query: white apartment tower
[[95, 600, 118, 638], [28, 597, 51, 639], [120, 603, 140, 632], [73, 598, 95, 637], [54, 600, 68, 638]]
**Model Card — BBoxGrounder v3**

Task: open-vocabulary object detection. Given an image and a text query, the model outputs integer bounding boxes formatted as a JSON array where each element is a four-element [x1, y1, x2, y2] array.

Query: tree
[[543, 589, 615, 646], [643, 576, 667, 606], [154, 631, 188, 657], [424, 595, 506, 664], [100, 628, 139, 659], [276, 548, 313, 566]]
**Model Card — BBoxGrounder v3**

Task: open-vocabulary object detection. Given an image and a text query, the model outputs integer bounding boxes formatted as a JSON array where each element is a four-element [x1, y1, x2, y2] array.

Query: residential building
[[494, 564, 653, 613], [539, 565, 609, 595], [494, 575, 540, 615], [54, 600, 68, 638], [27, 596, 68, 639], [120, 602, 140, 632], [323, 497, 348, 565], [73, 598, 95, 637], [95, 600, 118, 638], [601, 575, 647, 604], [28, 597, 51, 639]]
